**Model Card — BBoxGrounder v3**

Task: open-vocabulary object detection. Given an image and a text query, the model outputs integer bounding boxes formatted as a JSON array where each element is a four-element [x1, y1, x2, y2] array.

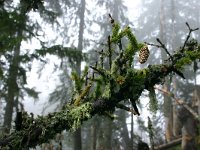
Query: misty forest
[[1, 0, 200, 150]]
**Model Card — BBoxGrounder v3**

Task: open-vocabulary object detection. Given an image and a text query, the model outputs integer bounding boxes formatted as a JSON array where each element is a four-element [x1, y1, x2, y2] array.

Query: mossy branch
[[0, 19, 200, 149]]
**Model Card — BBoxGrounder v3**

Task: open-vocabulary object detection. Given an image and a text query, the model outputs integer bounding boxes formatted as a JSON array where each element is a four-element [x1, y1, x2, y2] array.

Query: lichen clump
[[69, 102, 93, 131]]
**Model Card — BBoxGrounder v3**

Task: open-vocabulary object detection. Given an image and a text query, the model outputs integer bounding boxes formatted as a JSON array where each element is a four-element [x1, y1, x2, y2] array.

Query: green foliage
[[125, 27, 138, 51], [1, 12, 200, 148], [23, 87, 39, 99], [93, 78, 103, 99], [20, 0, 44, 12], [111, 23, 120, 40], [102, 84, 112, 99], [111, 25, 146, 67], [174, 43, 200, 70], [71, 66, 91, 105], [36, 46, 81, 59], [71, 71, 83, 93]]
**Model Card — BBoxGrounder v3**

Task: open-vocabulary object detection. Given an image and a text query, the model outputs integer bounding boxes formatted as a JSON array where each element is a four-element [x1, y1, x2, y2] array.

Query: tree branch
[[0, 21, 200, 149], [154, 137, 182, 150], [154, 86, 200, 121], [181, 22, 199, 53]]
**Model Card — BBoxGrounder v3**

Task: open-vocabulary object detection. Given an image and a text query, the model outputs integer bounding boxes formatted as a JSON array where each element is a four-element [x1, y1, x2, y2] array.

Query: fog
[[1, 0, 200, 149]]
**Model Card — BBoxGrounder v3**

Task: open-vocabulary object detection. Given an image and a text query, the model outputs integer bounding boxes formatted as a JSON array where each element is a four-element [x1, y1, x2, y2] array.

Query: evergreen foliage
[[0, 0, 78, 137], [0, 13, 200, 148]]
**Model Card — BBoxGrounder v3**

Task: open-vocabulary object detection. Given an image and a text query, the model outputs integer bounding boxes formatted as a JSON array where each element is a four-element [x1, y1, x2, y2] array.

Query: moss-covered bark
[[0, 18, 200, 149]]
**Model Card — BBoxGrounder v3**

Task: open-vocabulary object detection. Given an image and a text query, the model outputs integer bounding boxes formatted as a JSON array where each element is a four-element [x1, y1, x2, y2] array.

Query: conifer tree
[[0, 10, 199, 149], [0, 0, 74, 135]]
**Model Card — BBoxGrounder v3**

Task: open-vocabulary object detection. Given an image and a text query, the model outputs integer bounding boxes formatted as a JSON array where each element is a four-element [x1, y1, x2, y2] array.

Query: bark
[[73, 0, 85, 149], [160, 0, 173, 142], [104, 119, 112, 150], [3, 31, 21, 133], [192, 86, 200, 115], [96, 118, 112, 150], [154, 137, 181, 150], [0, 20, 199, 148], [74, 128, 82, 150], [120, 110, 132, 150], [159, 0, 174, 142], [172, 104, 182, 137], [130, 112, 134, 149], [0, 62, 198, 149], [92, 118, 97, 150], [96, 122, 104, 150], [180, 108, 197, 150]]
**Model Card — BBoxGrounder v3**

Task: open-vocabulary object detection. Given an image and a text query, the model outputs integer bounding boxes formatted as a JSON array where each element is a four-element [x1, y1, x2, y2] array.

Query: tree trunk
[[159, 0, 174, 143], [170, 0, 182, 137], [120, 110, 132, 150], [73, 0, 85, 149], [96, 121, 104, 150], [104, 119, 112, 150], [180, 108, 197, 150], [74, 128, 82, 150], [3, 31, 21, 133], [130, 112, 134, 149], [92, 119, 97, 150]]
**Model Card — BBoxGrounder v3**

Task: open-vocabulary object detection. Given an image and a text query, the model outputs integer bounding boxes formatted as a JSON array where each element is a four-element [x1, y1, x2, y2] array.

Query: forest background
[[0, 0, 200, 149]]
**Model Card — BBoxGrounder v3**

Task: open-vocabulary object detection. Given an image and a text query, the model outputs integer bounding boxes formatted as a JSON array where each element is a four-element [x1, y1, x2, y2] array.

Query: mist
[[0, 0, 200, 149]]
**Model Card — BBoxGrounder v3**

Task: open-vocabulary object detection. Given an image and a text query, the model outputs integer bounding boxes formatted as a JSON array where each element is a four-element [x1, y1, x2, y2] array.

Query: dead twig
[[181, 22, 199, 53], [145, 38, 173, 62], [116, 104, 138, 115]]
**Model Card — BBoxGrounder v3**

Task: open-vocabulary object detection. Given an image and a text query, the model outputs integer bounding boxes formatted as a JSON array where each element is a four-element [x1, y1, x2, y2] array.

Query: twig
[[100, 49, 104, 68], [90, 39, 107, 46], [107, 36, 112, 70], [116, 104, 137, 115], [108, 13, 114, 24], [118, 39, 122, 51], [144, 42, 161, 48], [145, 38, 173, 62], [95, 49, 107, 56], [154, 137, 181, 150], [90, 65, 107, 78], [181, 22, 199, 53], [156, 38, 173, 61]]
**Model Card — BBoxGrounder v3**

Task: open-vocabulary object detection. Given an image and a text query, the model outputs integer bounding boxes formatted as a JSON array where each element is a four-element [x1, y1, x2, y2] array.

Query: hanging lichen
[[1, 15, 200, 149], [69, 102, 93, 131], [148, 86, 158, 113]]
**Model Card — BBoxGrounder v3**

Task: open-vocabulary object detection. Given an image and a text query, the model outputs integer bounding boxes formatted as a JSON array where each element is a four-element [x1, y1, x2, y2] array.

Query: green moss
[[125, 27, 138, 50], [102, 84, 111, 99], [125, 43, 134, 56], [3, 20, 200, 150], [111, 58, 119, 74], [186, 51, 200, 60], [116, 29, 127, 40], [138, 42, 146, 49], [71, 71, 82, 93], [93, 78, 103, 99], [175, 57, 192, 69], [81, 65, 89, 80], [69, 102, 93, 131], [111, 23, 120, 41]]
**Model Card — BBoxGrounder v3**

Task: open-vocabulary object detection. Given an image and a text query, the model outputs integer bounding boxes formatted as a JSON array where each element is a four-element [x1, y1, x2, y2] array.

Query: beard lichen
[[69, 102, 93, 131]]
